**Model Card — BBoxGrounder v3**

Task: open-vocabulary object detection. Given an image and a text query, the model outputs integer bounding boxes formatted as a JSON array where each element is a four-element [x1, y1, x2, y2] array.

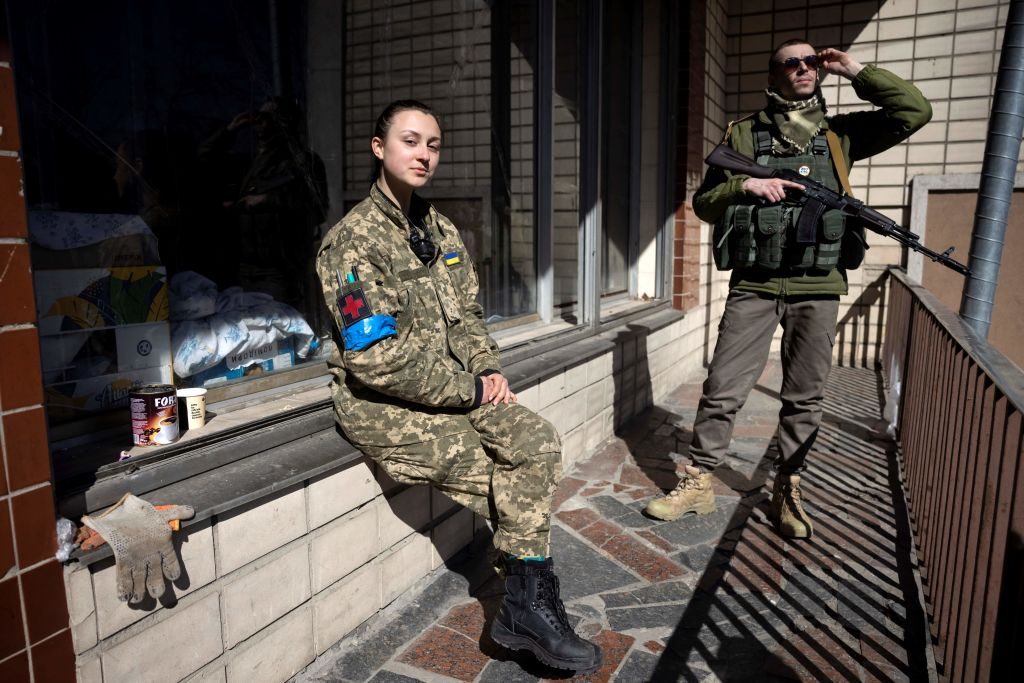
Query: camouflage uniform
[[316, 184, 561, 558]]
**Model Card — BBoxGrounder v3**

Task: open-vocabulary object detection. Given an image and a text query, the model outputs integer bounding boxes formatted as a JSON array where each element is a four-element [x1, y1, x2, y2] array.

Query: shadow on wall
[[611, 325, 656, 435], [835, 269, 889, 369]]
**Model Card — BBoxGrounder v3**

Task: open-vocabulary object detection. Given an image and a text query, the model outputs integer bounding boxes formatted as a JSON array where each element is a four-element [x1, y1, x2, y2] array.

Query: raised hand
[[816, 48, 864, 80]]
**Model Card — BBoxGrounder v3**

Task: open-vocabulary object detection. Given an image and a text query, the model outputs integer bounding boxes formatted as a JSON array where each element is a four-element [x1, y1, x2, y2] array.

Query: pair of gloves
[[82, 494, 194, 604]]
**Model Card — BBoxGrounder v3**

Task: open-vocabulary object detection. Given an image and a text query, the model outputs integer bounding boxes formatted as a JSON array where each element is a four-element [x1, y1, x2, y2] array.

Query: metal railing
[[884, 268, 1024, 681]]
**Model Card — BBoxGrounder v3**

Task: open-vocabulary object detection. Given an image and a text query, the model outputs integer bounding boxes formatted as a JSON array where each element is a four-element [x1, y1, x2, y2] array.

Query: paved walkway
[[298, 362, 933, 682]]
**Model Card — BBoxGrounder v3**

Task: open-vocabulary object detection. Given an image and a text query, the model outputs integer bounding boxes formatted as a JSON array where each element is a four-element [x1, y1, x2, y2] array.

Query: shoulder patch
[[338, 288, 373, 327]]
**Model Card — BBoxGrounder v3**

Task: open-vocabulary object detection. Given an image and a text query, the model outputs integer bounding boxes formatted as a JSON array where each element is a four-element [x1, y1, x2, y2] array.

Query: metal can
[[129, 384, 179, 446]]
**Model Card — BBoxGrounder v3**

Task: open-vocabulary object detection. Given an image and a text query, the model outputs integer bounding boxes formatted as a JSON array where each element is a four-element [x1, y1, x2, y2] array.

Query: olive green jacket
[[693, 64, 932, 296], [316, 184, 500, 447]]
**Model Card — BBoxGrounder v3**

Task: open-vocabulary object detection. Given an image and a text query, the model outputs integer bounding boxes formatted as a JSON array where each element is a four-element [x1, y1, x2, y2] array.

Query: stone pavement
[[296, 361, 933, 682]]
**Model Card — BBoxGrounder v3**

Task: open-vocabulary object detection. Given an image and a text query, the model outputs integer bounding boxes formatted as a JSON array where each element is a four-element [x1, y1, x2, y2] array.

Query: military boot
[[770, 473, 813, 538], [490, 558, 603, 673], [643, 465, 716, 521]]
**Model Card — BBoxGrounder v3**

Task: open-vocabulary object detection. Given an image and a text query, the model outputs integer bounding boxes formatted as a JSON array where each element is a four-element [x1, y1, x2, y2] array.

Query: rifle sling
[[825, 130, 854, 196]]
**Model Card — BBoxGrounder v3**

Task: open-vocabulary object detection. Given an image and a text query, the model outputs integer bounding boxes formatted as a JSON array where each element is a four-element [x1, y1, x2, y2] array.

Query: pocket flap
[[822, 210, 845, 240], [754, 205, 784, 235]]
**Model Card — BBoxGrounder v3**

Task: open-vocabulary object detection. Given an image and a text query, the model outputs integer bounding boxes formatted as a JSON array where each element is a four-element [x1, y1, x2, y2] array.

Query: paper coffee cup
[[177, 388, 207, 431]]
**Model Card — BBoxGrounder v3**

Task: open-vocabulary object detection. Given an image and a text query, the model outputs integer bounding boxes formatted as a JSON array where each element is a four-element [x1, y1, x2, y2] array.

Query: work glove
[[82, 493, 195, 604]]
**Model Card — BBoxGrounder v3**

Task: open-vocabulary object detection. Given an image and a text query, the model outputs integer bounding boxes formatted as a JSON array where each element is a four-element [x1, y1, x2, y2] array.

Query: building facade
[[0, 1, 1017, 681]]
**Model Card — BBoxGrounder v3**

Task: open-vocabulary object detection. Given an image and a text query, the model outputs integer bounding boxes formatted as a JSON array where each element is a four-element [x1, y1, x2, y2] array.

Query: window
[[11, 0, 670, 455], [12, 0, 329, 439]]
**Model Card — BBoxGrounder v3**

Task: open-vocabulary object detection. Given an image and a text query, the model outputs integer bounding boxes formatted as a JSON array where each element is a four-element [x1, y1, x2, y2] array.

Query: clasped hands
[[480, 372, 517, 405]]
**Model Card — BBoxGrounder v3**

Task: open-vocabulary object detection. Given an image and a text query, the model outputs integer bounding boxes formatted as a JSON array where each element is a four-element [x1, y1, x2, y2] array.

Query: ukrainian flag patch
[[444, 251, 461, 266]]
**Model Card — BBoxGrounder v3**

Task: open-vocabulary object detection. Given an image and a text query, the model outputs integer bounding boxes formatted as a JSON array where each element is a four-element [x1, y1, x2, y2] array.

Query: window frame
[[44, 0, 678, 500]]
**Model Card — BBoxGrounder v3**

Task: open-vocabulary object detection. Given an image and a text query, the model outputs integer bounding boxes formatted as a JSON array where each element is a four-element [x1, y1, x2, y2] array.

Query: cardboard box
[[184, 337, 296, 388], [35, 267, 169, 336], [40, 322, 172, 385]]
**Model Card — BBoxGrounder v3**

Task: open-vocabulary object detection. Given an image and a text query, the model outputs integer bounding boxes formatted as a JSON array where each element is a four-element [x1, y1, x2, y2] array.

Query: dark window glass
[[11, 0, 331, 434]]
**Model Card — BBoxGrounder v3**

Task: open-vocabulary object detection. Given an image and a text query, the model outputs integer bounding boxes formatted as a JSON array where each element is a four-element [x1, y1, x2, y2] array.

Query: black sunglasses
[[773, 54, 820, 72]]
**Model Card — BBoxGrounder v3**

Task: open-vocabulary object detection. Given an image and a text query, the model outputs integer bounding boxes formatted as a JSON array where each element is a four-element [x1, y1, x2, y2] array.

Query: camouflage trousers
[[367, 402, 562, 558]]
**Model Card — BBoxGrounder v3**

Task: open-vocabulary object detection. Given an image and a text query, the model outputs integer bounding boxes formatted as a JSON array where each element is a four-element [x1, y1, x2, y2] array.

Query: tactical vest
[[715, 125, 846, 271]]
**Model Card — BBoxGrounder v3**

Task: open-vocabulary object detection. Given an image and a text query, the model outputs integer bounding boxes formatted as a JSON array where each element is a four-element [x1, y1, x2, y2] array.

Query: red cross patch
[[337, 288, 372, 327]]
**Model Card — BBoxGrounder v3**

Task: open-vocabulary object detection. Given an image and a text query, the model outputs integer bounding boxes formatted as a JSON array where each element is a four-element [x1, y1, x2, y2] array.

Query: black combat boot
[[489, 557, 603, 673]]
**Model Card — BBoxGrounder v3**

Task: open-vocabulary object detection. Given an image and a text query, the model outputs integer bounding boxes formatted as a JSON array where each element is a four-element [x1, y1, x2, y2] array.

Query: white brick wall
[[92, 519, 216, 640], [378, 485, 431, 550], [430, 508, 476, 569], [225, 605, 314, 683], [76, 656, 102, 683], [221, 546, 311, 648], [100, 593, 223, 683], [65, 450, 486, 683], [184, 666, 226, 683], [63, 562, 96, 654], [312, 561, 381, 656], [380, 533, 433, 606], [310, 501, 379, 592], [216, 487, 307, 576], [306, 460, 378, 530]]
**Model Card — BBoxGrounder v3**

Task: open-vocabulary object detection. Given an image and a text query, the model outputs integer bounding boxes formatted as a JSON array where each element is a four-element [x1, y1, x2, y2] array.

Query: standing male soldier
[[644, 41, 931, 538]]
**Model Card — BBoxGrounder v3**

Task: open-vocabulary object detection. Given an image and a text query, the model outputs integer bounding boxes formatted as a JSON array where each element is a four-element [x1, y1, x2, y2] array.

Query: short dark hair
[[768, 38, 815, 71], [371, 99, 439, 182]]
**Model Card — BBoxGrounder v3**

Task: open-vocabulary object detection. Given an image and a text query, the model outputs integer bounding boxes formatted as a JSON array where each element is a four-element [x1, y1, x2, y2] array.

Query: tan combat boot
[[770, 473, 813, 538], [644, 465, 716, 521]]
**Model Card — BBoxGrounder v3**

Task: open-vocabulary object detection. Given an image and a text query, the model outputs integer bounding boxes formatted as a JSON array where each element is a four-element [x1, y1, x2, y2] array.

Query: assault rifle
[[705, 144, 971, 276]]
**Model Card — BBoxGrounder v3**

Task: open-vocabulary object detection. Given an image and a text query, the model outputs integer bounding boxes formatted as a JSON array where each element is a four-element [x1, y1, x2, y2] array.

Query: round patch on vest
[[798, 165, 811, 176]]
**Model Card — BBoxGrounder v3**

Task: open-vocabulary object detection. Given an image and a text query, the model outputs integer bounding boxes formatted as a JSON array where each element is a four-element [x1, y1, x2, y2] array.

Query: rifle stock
[[705, 145, 775, 180], [704, 144, 970, 276]]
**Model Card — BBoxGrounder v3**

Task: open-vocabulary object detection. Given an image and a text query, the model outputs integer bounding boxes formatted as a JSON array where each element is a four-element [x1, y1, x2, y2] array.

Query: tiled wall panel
[[0, 5, 75, 678]]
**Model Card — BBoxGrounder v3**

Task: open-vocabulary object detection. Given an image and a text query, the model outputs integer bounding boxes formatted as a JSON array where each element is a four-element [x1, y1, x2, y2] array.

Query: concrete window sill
[[63, 304, 683, 569]]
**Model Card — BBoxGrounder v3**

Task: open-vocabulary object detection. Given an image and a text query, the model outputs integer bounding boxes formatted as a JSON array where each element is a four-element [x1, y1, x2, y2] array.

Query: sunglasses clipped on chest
[[773, 54, 820, 73]]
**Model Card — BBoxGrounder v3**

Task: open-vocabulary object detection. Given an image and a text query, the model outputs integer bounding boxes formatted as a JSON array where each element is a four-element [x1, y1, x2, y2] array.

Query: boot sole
[[778, 529, 813, 539], [644, 500, 716, 522], [490, 620, 603, 674]]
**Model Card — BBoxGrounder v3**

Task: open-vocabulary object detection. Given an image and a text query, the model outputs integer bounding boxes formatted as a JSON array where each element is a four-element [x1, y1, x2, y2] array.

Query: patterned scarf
[[765, 89, 825, 154]]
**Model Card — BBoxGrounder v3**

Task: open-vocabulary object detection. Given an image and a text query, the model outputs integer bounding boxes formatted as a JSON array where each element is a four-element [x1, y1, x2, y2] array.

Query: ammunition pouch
[[713, 202, 845, 272], [710, 127, 854, 272]]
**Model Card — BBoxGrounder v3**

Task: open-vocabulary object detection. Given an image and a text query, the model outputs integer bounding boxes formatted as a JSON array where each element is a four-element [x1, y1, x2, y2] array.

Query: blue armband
[[342, 315, 397, 351]]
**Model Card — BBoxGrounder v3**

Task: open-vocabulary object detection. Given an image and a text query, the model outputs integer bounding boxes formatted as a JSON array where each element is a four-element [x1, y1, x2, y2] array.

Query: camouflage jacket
[[316, 183, 500, 448]]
